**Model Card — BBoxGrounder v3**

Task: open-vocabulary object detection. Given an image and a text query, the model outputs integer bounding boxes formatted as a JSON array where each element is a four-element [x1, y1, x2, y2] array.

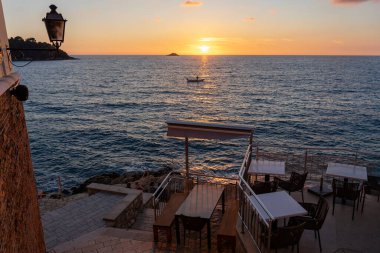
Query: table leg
[[207, 219, 211, 250], [222, 190, 225, 214], [175, 215, 180, 245], [319, 177, 324, 192]]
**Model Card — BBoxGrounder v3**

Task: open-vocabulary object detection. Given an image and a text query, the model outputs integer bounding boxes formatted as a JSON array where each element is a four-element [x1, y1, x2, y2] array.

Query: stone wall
[[0, 92, 46, 252], [114, 193, 143, 228]]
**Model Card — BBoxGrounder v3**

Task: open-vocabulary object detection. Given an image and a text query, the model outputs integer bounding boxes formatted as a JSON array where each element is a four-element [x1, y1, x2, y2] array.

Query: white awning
[[166, 119, 253, 140]]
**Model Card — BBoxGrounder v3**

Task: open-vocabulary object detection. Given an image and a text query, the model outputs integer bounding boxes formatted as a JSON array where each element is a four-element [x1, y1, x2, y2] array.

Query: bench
[[153, 193, 187, 243], [217, 200, 239, 252]]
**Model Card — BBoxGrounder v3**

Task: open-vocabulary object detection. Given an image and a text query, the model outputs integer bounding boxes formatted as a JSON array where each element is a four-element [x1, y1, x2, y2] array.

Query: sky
[[2, 0, 380, 55]]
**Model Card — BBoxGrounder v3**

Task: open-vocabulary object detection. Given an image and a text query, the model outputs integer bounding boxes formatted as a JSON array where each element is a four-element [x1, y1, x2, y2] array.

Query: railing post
[[304, 149, 308, 172], [153, 198, 157, 220], [185, 137, 189, 179], [235, 181, 238, 200], [240, 188, 245, 234], [267, 220, 272, 252], [249, 133, 253, 155]]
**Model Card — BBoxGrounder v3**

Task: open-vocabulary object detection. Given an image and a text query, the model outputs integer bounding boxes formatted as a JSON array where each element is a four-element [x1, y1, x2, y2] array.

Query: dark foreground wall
[[0, 91, 45, 253]]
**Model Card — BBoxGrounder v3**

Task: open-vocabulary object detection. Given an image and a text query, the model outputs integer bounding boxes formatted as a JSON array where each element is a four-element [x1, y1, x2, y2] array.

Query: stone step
[[143, 192, 153, 208], [50, 227, 153, 253], [100, 227, 153, 242], [132, 208, 155, 232]]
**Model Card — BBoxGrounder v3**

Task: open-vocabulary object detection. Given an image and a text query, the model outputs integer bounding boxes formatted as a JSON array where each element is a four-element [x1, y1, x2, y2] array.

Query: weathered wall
[[0, 0, 46, 252], [0, 93, 46, 253]]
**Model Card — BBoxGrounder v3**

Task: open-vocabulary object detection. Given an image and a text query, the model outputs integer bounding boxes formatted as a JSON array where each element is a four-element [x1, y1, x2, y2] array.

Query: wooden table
[[249, 191, 307, 220], [248, 159, 286, 182], [175, 184, 225, 249]]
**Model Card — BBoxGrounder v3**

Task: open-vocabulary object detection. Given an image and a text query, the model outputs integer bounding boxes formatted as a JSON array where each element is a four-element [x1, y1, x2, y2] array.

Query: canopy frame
[[166, 119, 254, 178]]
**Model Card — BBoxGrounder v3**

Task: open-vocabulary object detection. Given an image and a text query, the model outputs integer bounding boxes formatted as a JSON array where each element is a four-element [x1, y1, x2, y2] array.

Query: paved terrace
[[41, 185, 380, 253], [42, 192, 124, 249]]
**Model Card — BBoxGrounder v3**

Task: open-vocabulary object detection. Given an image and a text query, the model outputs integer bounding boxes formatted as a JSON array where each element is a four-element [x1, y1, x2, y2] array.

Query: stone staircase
[[131, 208, 155, 232]]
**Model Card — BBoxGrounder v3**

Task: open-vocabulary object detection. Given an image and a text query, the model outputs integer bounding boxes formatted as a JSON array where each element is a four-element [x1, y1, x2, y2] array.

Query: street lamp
[[6, 5, 67, 54], [42, 5, 67, 50], [4, 5, 68, 102]]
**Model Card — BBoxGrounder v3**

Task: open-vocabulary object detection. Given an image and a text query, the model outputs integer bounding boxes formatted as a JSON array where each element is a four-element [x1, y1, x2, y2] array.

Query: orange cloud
[[332, 0, 379, 4], [182, 1, 203, 7], [244, 17, 256, 23]]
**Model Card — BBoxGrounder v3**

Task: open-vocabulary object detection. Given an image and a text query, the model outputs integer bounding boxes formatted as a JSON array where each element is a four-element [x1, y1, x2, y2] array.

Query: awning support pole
[[185, 137, 189, 179]]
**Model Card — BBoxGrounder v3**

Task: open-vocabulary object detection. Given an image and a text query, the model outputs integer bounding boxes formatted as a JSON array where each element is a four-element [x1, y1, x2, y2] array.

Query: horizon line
[[69, 54, 380, 57]]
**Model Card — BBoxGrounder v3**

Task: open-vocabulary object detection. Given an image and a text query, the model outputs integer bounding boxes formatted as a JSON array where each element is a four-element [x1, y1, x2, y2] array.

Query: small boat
[[186, 77, 205, 83]]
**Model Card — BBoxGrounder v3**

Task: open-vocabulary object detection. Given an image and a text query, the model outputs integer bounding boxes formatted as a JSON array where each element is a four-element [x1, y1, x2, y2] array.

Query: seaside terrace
[[40, 120, 380, 253]]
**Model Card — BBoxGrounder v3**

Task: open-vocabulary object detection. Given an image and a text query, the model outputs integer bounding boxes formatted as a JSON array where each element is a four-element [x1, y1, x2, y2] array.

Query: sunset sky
[[2, 0, 380, 55]]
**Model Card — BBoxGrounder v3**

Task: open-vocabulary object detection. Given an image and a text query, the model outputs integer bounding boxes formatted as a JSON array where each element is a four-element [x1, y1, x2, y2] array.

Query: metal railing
[[152, 172, 185, 220], [254, 144, 379, 183], [238, 145, 275, 253], [152, 170, 240, 221]]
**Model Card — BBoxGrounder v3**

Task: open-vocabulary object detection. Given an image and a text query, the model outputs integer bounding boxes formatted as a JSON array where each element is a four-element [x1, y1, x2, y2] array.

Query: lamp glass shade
[[42, 5, 67, 44]]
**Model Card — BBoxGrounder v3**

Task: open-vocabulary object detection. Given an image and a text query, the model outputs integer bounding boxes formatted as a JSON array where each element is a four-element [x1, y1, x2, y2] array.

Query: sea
[[15, 55, 380, 192]]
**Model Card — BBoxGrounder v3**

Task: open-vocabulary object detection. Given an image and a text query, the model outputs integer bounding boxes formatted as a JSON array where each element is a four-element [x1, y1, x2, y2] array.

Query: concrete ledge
[[103, 191, 143, 228], [87, 183, 140, 196]]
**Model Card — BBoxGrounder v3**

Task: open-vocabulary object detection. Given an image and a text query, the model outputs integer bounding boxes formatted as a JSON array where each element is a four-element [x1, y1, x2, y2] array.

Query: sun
[[199, 45, 210, 54]]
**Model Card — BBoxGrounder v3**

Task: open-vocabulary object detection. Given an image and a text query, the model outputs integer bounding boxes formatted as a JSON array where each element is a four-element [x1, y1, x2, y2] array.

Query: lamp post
[[6, 5, 67, 54], [42, 5, 67, 50], [5, 5, 68, 102]]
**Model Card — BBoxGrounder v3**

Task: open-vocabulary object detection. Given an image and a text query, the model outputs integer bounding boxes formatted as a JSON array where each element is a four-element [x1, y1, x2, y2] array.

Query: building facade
[[0, 1, 46, 252]]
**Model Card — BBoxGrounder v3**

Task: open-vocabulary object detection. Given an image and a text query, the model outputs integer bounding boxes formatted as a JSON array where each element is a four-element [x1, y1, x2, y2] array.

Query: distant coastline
[[8, 36, 75, 61]]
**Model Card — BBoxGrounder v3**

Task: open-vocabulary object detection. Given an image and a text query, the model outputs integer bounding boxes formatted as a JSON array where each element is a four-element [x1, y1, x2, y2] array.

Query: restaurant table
[[175, 184, 225, 249], [249, 191, 307, 220], [326, 163, 368, 181], [248, 159, 286, 182], [326, 163, 367, 204]]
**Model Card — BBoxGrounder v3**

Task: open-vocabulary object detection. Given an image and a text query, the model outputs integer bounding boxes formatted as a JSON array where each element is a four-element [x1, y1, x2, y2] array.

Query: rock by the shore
[[71, 172, 120, 194], [70, 166, 177, 195]]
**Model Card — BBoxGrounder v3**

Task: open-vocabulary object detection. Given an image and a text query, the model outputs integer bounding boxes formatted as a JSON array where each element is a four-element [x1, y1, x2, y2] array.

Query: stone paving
[[42, 192, 124, 250], [39, 193, 89, 215], [48, 227, 154, 253]]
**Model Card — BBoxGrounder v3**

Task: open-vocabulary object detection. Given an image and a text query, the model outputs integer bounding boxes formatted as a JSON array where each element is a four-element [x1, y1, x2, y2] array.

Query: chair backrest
[[270, 180, 279, 192], [333, 179, 360, 200], [180, 215, 207, 232], [252, 180, 279, 194], [368, 176, 380, 187], [290, 171, 308, 191], [271, 222, 305, 249], [314, 197, 329, 229]]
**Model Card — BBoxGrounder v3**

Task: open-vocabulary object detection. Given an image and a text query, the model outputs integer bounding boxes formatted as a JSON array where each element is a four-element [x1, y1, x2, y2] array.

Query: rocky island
[[167, 52, 179, 56]]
